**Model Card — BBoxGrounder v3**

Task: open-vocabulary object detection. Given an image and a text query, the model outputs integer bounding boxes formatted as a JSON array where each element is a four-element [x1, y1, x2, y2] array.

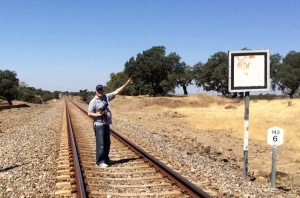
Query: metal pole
[[271, 145, 278, 188], [243, 92, 250, 180]]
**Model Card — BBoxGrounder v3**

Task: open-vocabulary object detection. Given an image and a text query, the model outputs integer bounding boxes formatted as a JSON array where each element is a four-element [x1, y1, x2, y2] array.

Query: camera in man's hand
[[99, 101, 108, 113], [99, 101, 108, 121]]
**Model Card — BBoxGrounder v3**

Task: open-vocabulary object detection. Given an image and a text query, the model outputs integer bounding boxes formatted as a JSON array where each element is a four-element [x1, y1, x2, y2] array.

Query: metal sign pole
[[271, 145, 278, 188], [228, 49, 270, 181], [268, 126, 284, 188], [243, 92, 250, 180]]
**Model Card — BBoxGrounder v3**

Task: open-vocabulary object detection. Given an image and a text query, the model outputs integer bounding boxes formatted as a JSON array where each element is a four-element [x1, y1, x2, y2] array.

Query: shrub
[[250, 93, 277, 100]]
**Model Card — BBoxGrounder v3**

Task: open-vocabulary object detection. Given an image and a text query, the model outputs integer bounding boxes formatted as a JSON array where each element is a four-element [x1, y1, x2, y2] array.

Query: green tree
[[52, 91, 60, 99], [271, 51, 300, 98], [105, 72, 136, 95], [167, 61, 193, 95], [270, 53, 283, 91], [16, 82, 32, 102], [16, 86, 40, 103], [79, 89, 89, 102], [42, 93, 54, 102], [0, 70, 19, 106], [124, 46, 181, 96], [193, 51, 235, 97]]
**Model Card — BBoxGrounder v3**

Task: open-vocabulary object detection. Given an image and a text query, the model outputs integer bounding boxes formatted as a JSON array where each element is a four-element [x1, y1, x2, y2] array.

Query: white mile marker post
[[267, 126, 284, 188]]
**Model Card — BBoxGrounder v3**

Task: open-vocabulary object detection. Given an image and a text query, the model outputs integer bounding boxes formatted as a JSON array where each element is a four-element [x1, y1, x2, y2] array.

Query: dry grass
[[125, 94, 300, 150], [183, 97, 300, 150]]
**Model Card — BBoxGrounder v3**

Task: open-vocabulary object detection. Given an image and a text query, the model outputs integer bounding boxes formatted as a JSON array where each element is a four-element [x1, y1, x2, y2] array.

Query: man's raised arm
[[113, 77, 133, 95]]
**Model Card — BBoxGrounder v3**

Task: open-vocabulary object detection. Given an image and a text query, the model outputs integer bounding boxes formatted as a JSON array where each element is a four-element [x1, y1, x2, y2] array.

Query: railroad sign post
[[268, 126, 284, 188], [243, 92, 250, 180], [228, 49, 270, 180]]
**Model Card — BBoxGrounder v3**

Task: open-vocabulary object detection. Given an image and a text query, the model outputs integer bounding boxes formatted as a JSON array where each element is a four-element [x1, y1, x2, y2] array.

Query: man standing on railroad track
[[88, 77, 133, 168]]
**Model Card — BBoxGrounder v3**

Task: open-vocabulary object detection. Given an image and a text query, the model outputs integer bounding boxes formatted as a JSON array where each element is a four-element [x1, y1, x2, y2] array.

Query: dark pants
[[94, 124, 110, 165]]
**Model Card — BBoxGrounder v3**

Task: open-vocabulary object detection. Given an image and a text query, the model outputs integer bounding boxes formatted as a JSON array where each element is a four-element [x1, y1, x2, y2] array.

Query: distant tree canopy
[[0, 70, 19, 106], [78, 89, 89, 102], [3, 48, 300, 104], [16, 86, 58, 104], [105, 72, 136, 95], [193, 51, 233, 97], [270, 51, 300, 98], [122, 47, 300, 98], [123, 46, 192, 96], [168, 61, 194, 95], [0, 69, 60, 105], [193, 51, 245, 98]]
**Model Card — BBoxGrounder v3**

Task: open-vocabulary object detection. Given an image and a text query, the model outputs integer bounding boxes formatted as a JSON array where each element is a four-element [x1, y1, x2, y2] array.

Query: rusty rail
[[111, 128, 212, 198], [65, 101, 87, 197]]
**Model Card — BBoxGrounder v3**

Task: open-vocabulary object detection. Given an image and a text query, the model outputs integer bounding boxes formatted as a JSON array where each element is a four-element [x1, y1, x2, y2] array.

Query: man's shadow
[[108, 157, 143, 165]]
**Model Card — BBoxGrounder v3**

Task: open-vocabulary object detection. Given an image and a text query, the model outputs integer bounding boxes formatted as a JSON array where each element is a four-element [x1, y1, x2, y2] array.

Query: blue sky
[[0, 0, 299, 94]]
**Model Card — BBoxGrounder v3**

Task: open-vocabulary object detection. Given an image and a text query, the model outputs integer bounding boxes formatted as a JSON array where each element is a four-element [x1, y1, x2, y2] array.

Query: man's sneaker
[[96, 163, 108, 168]]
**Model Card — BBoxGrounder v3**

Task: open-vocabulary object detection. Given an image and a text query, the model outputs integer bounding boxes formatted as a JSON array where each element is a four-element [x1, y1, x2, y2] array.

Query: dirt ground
[[109, 94, 300, 189], [2, 96, 299, 190]]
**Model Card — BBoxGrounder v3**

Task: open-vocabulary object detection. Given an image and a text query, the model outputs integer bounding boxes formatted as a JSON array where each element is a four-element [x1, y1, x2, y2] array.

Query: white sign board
[[267, 126, 284, 146], [228, 49, 270, 92]]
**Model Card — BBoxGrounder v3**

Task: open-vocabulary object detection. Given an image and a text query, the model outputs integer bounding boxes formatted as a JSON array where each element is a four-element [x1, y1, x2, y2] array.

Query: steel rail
[[111, 128, 212, 198], [69, 99, 212, 198], [65, 101, 87, 198]]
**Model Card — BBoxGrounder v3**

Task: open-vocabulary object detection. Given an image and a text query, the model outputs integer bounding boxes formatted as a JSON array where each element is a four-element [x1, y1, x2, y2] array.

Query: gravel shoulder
[[0, 100, 63, 197]]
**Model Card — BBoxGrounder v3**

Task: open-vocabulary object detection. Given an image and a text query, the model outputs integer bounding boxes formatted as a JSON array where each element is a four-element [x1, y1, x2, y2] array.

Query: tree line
[[0, 70, 60, 106], [1, 46, 299, 105], [104, 46, 300, 98]]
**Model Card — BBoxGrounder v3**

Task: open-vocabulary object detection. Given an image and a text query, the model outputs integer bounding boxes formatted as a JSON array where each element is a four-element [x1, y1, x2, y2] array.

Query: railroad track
[[54, 99, 212, 198]]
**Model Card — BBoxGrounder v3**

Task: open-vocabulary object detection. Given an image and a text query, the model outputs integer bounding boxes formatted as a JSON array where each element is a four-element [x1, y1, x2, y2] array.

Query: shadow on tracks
[[109, 157, 142, 165]]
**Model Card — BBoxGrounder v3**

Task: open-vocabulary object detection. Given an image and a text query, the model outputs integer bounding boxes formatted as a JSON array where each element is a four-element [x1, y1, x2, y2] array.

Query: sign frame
[[228, 49, 270, 92]]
